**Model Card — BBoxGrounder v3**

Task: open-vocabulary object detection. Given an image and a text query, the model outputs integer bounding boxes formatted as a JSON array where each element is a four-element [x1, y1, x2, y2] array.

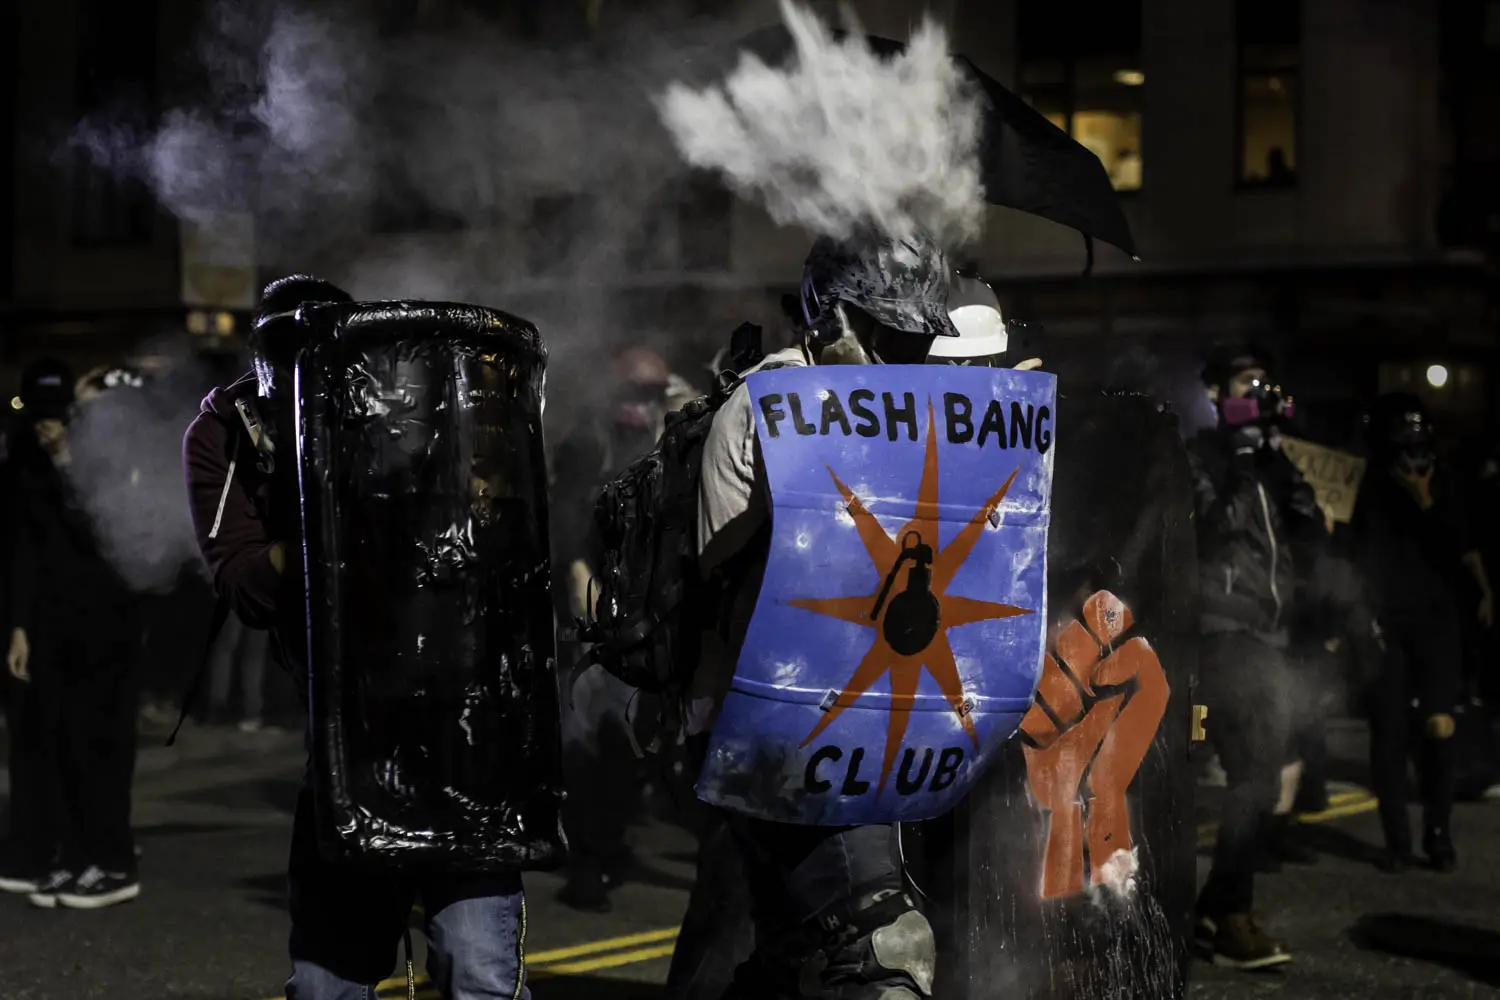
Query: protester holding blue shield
[[669, 231, 1049, 1000]]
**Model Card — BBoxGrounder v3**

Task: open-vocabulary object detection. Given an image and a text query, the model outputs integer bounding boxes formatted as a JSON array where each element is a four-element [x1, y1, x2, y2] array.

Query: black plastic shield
[[908, 389, 1198, 1000], [297, 301, 566, 872], [665, 389, 1197, 999]]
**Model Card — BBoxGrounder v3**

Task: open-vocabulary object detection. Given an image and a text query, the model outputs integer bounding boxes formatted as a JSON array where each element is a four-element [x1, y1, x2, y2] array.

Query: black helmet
[[798, 232, 961, 345], [250, 274, 352, 394], [18, 358, 76, 422]]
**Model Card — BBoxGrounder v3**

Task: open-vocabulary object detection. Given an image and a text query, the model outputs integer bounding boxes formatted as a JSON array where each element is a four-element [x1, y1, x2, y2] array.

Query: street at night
[[5, 0, 1500, 997], [0, 722, 1496, 999]]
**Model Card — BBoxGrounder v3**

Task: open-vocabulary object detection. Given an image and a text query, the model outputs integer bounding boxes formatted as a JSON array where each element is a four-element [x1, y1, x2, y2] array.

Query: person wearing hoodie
[[183, 276, 533, 1000], [1187, 344, 1320, 971], [3, 359, 143, 910]]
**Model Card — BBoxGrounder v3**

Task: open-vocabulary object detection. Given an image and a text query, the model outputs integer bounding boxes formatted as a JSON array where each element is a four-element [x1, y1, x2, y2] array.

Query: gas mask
[[1219, 375, 1296, 428], [814, 303, 937, 367], [1387, 413, 1435, 479]]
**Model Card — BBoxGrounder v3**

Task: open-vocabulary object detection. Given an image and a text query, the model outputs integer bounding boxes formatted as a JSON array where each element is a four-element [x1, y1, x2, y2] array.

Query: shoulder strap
[[165, 594, 233, 747]]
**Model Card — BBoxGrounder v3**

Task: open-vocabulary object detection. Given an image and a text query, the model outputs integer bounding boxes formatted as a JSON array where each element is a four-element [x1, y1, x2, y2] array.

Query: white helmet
[[928, 274, 1008, 366]]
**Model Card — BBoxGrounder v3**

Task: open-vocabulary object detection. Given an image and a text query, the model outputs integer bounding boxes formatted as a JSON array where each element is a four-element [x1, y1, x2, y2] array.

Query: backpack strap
[[165, 593, 233, 747]]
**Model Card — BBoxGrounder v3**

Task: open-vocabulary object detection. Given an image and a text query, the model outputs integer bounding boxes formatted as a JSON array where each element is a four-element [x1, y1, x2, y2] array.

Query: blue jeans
[[285, 787, 530, 1000]]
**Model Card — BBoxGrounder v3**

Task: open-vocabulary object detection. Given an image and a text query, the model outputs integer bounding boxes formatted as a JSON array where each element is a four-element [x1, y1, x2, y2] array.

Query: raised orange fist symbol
[[1020, 591, 1170, 899]]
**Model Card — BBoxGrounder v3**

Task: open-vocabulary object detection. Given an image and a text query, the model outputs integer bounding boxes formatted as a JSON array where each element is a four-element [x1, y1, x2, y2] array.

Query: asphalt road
[[0, 724, 1497, 1000]]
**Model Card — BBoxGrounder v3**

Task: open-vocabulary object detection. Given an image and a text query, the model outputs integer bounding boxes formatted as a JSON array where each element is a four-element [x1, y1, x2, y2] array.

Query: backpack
[[575, 323, 774, 697]]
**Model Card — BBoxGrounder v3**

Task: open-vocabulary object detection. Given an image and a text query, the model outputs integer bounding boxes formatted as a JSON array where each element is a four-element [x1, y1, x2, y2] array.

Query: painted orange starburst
[[791, 399, 1034, 797]]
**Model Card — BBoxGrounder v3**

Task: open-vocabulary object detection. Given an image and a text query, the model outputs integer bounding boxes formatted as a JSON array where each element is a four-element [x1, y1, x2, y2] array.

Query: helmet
[[18, 358, 76, 422], [798, 232, 961, 345], [929, 274, 1008, 367], [251, 274, 352, 395]]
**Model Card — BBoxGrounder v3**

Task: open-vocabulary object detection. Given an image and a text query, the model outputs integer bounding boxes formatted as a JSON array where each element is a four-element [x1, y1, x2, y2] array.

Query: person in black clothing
[[1353, 394, 1493, 874], [1188, 345, 1320, 970], [551, 345, 689, 912], [2, 359, 142, 909]]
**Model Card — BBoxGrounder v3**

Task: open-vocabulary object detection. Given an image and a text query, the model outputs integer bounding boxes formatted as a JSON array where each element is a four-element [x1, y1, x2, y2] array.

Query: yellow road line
[[265, 927, 682, 1000], [274, 791, 1387, 999], [1297, 796, 1379, 823], [532, 942, 680, 977], [528, 926, 679, 965], [1196, 789, 1377, 848]]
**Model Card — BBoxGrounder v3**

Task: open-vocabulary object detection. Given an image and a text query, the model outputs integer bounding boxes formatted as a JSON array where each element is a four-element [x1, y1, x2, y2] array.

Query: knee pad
[[867, 908, 936, 996], [808, 890, 935, 999], [1424, 713, 1455, 740]]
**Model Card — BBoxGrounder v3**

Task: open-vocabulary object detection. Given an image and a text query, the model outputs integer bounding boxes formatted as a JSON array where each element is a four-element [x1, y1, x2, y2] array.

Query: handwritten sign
[[1279, 436, 1366, 524], [695, 365, 1056, 826]]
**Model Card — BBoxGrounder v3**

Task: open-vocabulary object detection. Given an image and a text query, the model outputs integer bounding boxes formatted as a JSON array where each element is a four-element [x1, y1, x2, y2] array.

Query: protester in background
[[205, 610, 272, 732], [1353, 394, 1494, 873], [550, 345, 692, 912], [0, 397, 55, 895], [3, 359, 143, 909], [1188, 344, 1320, 970]]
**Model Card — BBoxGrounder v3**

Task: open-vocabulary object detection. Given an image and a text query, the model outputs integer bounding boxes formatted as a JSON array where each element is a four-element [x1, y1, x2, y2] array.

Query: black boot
[[1422, 825, 1457, 873], [1267, 816, 1318, 866]]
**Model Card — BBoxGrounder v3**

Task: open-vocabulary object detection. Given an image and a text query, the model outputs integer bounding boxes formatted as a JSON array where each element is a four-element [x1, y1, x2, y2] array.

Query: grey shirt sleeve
[[697, 380, 767, 577]]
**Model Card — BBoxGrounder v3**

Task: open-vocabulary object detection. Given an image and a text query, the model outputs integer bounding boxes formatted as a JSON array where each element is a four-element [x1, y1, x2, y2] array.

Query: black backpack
[[575, 324, 773, 696]]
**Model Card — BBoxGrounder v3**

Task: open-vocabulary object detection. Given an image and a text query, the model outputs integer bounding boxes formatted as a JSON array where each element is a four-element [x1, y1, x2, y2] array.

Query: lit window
[[1017, 4, 1143, 192], [1237, 1, 1300, 186]]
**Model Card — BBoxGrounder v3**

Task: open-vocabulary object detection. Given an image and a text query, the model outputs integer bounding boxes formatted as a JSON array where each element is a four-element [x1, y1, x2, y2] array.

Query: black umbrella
[[729, 25, 1138, 260]]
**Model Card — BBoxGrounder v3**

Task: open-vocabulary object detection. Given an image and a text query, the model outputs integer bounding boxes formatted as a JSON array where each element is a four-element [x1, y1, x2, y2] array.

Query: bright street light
[[1426, 364, 1450, 389]]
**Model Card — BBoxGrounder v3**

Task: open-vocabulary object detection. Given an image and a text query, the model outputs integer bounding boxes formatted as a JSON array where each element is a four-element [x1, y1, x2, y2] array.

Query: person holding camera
[[1188, 345, 1320, 970]]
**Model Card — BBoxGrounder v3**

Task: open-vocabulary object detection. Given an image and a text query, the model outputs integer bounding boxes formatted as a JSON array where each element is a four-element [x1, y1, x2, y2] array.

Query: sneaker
[[237, 718, 264, 734], [27, 870, 75, 909], [0, 865, 44, 895], [56, 866, 140, 909], [1197, 913, 1292, 970]]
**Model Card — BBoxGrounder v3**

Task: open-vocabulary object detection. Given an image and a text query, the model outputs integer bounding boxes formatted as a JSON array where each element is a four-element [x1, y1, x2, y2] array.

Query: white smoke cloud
[[656, 0, 985, 247]]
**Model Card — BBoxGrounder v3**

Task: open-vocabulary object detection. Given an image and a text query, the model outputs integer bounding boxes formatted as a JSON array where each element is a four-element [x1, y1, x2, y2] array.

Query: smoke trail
[[656, 0, 985, 246], [64, 342, 227, 594], [64, 1, 777, 462]]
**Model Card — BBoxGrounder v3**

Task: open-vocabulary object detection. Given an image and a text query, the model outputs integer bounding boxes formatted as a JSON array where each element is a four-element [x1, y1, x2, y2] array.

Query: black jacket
[[1187, 428, 1320, 640], [1352, 466, 1472, 620], [9, 458, 136, 637]]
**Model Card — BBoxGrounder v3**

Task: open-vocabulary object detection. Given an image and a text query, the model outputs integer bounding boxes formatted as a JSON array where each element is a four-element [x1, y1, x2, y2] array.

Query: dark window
[[71, 0, 158, 246], [626, 191, 677, 274], [677, 173, 732, 271], [1017, 1, 1143, 192], [1236, 0, 1300, 187], [527, 194, 593, 275]]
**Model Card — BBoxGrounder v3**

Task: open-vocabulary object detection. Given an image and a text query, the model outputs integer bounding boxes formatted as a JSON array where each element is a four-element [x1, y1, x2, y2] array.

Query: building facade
[[4, 0, 1497, 435]]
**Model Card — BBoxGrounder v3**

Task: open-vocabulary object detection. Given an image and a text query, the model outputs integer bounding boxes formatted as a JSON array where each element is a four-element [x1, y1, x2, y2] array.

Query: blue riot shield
[[696, 365, 1057, 826]]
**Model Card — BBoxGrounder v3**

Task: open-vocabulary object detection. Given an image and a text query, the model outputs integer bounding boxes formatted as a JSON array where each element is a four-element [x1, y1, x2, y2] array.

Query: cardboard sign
[[696, 365, 1057, 826], [1279, 436, 1366, 524]]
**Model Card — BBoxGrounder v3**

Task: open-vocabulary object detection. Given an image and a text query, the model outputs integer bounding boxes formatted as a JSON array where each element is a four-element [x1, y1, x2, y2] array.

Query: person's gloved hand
[[1392, 461, 1436, 510], [7, 628, 30, 683]]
